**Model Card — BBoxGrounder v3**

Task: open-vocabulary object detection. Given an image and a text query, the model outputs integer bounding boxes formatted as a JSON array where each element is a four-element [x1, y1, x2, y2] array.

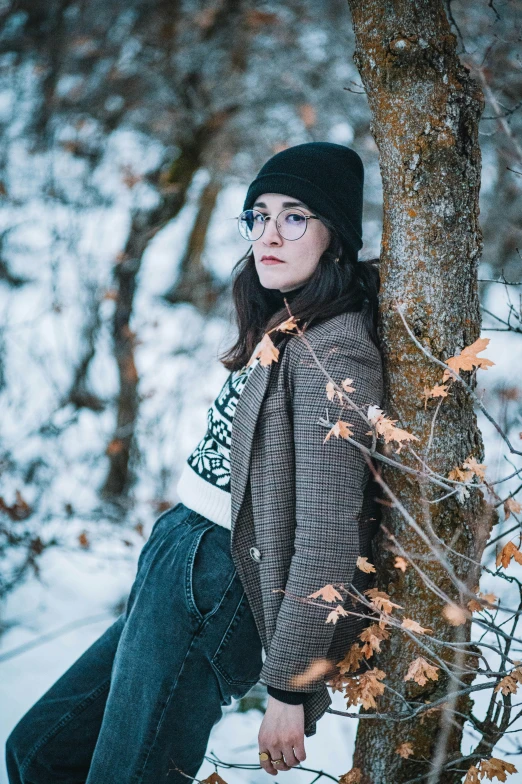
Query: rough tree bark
[[344, 2, 496, 782]]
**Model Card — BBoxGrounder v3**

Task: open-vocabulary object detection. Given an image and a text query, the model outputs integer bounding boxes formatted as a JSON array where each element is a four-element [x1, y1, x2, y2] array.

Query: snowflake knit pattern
[[175, 352, 261, 529]]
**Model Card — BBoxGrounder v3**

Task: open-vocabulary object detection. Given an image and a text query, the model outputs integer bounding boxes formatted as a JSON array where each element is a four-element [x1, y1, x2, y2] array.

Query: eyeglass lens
[[238, 208, 309, 241]]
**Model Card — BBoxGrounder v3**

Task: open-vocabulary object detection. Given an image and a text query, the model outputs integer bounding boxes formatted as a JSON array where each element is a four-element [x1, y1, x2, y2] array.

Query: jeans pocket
[[185, 521, 237, 621], [211, 591, 263, 697]]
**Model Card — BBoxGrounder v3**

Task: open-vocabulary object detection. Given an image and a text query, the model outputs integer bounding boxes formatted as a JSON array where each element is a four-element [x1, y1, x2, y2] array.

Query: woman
[[5, 142, 383, 782]]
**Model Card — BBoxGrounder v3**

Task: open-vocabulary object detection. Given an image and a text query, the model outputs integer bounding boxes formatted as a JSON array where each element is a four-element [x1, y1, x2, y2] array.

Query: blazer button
[[249, 546, 262, 563]]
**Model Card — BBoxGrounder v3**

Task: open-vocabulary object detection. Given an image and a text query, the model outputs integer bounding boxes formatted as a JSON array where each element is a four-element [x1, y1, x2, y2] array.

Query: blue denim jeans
[[5, 502, 264, 783]]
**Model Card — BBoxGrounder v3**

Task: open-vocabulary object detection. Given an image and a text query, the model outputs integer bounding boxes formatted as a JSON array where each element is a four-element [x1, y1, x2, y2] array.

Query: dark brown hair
[[219, 212, 380, 371]]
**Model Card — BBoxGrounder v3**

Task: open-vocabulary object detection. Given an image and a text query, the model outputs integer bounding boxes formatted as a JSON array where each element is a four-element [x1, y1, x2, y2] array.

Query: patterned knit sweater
[[175, 352, 261, 529], [176, 283, 305, 529]]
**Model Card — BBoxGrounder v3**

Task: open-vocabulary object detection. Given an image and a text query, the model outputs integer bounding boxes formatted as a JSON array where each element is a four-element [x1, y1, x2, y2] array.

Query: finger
[[282, 745, 300, 767], [293, 739, 307, 763], [258, 752, 278, 776], [269, 748, 291, 772]]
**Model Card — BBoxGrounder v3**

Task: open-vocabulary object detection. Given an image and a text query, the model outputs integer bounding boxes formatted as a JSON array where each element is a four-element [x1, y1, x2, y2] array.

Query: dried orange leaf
[[276, 315, 299, 334], [462, 455, 487, 480], [366, 405, 419, 453], [326, 604, 349, 624], [448, 466, 474, 483], [401, 618, 433, 635], [323, 419, 354, 443], [442, 337, 495, 382], [308, 584, 343, 603], [463, 765, 480, 784], [339, 769, 362, 784], [494, 673, 522, 696], [504, 497, 522, 520], [201, 773, 229, 784], [359, 624, 390, 657], [356, 556, 376, 574], [404, 657, 439, 686], [336, 643, 365, 674], [496, 541, 522, 569], [364, 587, 404, 613], [475, 756, 517, 782], [394, 556, 408, 572], [396, 742, 414, 759], [325, 381, 344, 404], [342, 378, 356, 393], [422, 383, 449, 410], [467, 592, 498, 612], [344, 668, 386, 709], [248, 333, 279, 367]]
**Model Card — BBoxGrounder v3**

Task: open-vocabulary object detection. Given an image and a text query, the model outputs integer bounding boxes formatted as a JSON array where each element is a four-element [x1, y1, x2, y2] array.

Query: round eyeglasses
[[236, 208, 320, 242]]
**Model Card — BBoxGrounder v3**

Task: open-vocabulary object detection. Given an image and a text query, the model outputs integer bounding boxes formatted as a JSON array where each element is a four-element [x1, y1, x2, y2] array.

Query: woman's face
[[250, 193, 331, 293]]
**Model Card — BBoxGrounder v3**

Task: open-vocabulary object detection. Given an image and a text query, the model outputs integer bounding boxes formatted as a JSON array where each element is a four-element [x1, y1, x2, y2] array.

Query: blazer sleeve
[[258, 320, 383, 693]]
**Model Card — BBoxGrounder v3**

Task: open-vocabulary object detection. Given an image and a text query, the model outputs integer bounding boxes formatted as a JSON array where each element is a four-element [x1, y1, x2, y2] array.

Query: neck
[[266, 282, 306, 307]]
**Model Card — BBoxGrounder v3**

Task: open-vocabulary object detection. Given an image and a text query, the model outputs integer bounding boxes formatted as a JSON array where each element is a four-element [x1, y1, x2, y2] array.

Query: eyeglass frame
[[235, 207, 321, 242]]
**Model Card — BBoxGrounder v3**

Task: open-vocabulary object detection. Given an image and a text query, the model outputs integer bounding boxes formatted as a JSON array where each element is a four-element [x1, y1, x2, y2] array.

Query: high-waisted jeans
[[5, 502, 264, 783]]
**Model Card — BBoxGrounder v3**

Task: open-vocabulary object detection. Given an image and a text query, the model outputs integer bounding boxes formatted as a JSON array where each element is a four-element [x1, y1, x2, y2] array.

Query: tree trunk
[[163, 176, 223, 312], [345, 2, 495, 781]]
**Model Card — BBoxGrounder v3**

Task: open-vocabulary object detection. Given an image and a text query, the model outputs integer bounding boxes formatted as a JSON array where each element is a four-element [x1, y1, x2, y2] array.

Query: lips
[[261, 256, 284, 264]]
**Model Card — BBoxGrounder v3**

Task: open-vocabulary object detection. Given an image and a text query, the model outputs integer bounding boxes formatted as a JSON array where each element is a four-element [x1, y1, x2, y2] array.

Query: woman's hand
[[258, 697, 307, 775]]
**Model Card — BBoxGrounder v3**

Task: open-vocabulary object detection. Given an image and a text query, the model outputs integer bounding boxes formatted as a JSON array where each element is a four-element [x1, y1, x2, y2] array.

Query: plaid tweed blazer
[[229, 309, 384, 737]]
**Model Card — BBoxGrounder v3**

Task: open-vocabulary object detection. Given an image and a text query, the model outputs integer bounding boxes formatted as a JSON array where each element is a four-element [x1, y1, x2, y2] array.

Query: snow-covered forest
[[1, 1, 521, 782]]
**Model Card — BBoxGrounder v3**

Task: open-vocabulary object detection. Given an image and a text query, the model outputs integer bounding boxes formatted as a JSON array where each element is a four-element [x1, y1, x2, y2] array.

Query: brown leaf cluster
[[423, 339, 494, 416], [448, 453, 487, 484], [366, 405, 419, 454], [364, 587, 404, 614], [344, 668, 386, 709], [325, 377, 356, 405], [464, 757, 517, 783]]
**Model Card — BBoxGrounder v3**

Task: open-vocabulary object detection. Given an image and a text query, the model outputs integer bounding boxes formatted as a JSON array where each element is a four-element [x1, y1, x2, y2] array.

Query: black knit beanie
[[242, 142, 364, 262]]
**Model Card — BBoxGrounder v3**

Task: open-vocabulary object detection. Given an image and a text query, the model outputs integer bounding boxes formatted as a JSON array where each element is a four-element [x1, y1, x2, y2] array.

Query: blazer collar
[[229, 354, 272, 538]]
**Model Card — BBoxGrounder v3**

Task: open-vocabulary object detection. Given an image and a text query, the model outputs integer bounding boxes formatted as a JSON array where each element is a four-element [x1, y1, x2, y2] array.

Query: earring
[[334, 256, 340, 264]]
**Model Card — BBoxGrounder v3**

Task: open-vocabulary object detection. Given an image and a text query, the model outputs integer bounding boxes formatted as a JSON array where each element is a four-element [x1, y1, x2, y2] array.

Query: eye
[[284, 212, 306, 223]]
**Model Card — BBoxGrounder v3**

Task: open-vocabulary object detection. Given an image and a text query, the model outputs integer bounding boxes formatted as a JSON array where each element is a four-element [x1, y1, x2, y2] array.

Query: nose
[[262, 216, 283, 246]]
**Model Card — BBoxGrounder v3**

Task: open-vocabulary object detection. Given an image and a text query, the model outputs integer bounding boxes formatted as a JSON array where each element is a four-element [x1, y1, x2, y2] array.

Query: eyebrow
[[253, 200, 307, 209]]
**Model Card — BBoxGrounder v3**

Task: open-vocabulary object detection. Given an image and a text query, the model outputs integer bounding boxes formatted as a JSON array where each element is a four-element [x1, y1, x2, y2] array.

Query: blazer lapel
[[229, 358, 272, 536]]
